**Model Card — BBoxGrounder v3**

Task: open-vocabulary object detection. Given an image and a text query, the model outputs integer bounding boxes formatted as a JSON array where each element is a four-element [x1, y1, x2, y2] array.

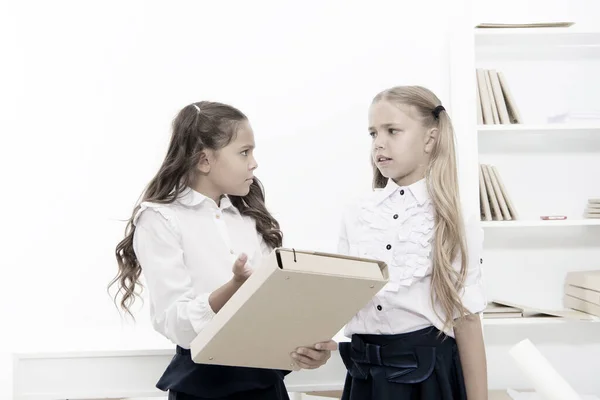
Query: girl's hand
[[291, 340, 338, 369], [232, 253, 253, 283]]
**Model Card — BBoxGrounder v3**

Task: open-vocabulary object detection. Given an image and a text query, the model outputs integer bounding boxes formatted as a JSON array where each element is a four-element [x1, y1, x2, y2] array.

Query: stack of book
[[476, 68, 522, 125], [564, 270, 600, 318], [584, 199, 600, 219], [479, 164, 517, 221]]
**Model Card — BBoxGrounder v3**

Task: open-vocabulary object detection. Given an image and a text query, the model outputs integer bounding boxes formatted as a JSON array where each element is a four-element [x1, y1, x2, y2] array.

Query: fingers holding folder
[[292, 340, 338, 369]]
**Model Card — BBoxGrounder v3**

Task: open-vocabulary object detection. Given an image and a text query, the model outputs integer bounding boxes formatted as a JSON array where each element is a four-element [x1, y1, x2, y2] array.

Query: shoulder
[[133, 201, 180, 234]]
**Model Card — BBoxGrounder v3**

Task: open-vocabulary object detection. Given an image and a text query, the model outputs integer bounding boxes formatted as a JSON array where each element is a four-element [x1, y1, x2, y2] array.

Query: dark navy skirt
[[339, 326, 467, 400], [158, 346, 290, 399]]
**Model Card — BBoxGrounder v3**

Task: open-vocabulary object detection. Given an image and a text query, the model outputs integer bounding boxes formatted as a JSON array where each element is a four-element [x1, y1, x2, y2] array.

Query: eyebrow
[[368, 123, 400, 131], [239, 143, 255, 150]]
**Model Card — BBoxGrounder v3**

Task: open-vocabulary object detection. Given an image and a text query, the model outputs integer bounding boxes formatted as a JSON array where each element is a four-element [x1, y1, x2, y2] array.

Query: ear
[[424, 128, 438, 154], [196, 149, 213, 174]]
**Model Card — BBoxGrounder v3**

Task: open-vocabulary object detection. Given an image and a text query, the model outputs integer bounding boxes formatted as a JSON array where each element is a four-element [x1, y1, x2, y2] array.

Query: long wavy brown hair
[[372, 86, 469, 332], [110, 101, 283, 318]]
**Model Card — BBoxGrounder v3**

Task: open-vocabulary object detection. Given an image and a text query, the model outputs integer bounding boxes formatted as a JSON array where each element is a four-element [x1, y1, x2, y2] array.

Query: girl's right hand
[[232, 253, 253, 283]]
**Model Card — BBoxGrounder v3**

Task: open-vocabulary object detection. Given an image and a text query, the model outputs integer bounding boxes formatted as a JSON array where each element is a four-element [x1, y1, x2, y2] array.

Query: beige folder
[[190, 248, 389, 370]]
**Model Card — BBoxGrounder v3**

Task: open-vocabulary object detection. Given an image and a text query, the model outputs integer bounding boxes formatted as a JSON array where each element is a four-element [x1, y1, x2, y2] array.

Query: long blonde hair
[[372, 85, 469, 331]]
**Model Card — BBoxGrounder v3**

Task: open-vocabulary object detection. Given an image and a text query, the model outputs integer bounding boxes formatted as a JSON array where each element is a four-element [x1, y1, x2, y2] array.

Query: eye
[[241, 150, 248, 156], [368, 131, 377, 138], [388, 128, 401, 135]]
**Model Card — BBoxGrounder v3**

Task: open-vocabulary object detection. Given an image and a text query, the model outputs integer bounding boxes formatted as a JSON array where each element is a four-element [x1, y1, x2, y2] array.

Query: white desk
[[12, 348, 348, 399], [12, 328, 349, 400]]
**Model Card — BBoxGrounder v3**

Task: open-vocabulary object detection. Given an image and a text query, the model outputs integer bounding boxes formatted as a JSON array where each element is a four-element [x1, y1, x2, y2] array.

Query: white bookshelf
[[462, 20, 600, 394], [483, 316, 600, 326], [481, 219, 600, 228], [478, 123, 600, 135], [475, 28, 600, 47]]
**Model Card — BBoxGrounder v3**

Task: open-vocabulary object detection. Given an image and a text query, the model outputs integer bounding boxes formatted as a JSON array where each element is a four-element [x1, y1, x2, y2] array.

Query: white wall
[[0, 0, 465, 397]]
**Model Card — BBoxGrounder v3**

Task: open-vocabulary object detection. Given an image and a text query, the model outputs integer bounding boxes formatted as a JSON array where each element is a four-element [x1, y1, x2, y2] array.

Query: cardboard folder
[[190, 248, 389, 371]]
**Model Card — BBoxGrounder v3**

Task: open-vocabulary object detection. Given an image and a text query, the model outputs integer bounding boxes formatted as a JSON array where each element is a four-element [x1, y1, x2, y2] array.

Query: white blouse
[[338, 178, 487, 338], [132, 188, 271, 349]]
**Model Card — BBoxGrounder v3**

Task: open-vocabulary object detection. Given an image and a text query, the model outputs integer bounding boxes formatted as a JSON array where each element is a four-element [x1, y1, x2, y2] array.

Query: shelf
[[483, 316, 600, 326], [475, 28, 600, 47], [478, 123, 600, 135], [481, 219, 600, 228]]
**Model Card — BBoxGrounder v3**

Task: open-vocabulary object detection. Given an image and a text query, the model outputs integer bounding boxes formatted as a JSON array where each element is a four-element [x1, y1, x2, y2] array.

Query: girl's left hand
[[291, 340, 338, 369]]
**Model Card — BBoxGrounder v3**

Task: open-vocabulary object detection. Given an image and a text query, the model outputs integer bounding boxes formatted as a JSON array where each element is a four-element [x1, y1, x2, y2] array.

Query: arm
[[454, 213, 489, 399], [209, 254, 251, 313], [455, 314, 488, 399], [134, 210, 249, 347]]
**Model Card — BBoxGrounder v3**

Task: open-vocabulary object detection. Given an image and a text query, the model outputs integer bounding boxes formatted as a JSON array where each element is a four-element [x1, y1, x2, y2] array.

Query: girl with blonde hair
[[338, 86, 488, 399]]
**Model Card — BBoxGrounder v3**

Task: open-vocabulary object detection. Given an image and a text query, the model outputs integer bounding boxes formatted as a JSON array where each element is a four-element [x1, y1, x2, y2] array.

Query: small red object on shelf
[[540, 215, 567, 220]]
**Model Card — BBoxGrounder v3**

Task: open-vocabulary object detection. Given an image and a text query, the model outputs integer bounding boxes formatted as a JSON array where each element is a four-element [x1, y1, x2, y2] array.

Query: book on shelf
[[564, 270, 600, 318], [476, 68, 522, 125], [483, 301, 522, 318], [584, 198, 600, 219], [483, 299, 592, 320], [479, 164, 517, 221]]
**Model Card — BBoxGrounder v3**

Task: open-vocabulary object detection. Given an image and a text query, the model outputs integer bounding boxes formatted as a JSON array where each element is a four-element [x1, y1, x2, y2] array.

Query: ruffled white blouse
[[338, 178, 487, 338]]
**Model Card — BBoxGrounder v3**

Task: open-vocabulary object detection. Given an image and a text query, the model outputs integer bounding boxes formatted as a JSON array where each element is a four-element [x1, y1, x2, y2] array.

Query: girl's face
[[199, 120, 258, 198], [368, 100, 435, 186]]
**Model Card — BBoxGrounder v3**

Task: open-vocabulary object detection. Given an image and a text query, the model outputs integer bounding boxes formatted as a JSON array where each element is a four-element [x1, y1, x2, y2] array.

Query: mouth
[[375, 155, 392, 164]]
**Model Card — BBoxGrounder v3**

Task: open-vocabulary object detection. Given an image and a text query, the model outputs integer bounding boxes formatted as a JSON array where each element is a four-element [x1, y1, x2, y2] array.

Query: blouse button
[[376, 305, 383, 311], [386, 244, 392, 250], [393, 214, 398, 219], [399, 189, 405, 195]]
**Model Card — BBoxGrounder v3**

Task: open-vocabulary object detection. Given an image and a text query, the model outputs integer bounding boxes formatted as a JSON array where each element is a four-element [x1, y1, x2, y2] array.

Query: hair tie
[[192, 104, 201, 113], [432, 105, 445, 119]]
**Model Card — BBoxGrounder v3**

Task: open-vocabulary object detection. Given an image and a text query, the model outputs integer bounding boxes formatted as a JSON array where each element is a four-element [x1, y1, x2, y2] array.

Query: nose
[[373, 133, 385, 150], [249, 155, 258, 171]]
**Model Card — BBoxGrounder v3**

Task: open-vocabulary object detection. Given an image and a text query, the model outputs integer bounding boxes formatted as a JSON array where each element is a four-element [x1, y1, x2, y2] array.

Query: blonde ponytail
[[372, 86, 469, 331], [426, 110, 469, 331]]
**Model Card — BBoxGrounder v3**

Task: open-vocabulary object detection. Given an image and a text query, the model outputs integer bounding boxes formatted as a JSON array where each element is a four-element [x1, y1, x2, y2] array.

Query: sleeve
[[133, 208, 216, 349], [455, 212, 487, 314], [337, 214, 350, 256]]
